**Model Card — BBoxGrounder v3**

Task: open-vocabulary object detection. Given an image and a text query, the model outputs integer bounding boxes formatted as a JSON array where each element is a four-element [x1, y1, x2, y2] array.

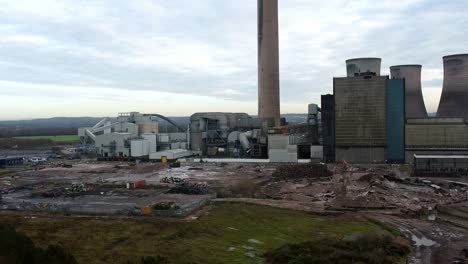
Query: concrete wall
[[406, 121, 468, 148], [336, 147, 386, 164], [268, 134, 298, 162], [94, 133, 132, 157], [113, 122, 139, 135], [138, 122, 159, 135]]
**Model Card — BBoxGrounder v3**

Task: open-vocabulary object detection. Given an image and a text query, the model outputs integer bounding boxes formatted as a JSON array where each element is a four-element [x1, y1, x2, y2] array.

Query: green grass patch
[[14, 135, 78, 143], [0, 203, 397, 264], [398, 165, 412, 175], [367, 217, 401, 236], [265, 233, 410, 264], [0, 168, 15, 176]]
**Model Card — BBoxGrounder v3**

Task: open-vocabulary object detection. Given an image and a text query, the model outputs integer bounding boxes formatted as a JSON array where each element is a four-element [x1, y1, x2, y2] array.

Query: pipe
[[92, 117, 111, 129], [239, 131, 254, 152]]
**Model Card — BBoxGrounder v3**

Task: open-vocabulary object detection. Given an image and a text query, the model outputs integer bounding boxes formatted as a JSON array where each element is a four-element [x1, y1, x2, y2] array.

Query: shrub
[[0, 224, 77, 264], [265, 233, 410, 264]]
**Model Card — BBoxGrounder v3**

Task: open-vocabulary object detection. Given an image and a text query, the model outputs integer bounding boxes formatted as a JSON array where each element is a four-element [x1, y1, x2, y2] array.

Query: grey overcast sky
[[0, 0, 467, 120]]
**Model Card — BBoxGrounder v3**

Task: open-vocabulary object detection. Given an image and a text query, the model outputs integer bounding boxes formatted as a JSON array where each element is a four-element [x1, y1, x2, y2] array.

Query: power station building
[[324, 54, 468, 165], [78, 112, 190, 160], [329, 58, 405, 163]]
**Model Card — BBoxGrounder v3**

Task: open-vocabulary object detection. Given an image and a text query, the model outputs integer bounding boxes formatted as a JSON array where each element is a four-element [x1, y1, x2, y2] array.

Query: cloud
[[0, 0, 467, 119]]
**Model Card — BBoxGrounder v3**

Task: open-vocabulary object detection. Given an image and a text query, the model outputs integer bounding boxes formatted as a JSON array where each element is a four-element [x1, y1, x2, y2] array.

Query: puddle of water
[[248, 239, 263, 244], [245, 251, 256, 258], [411, 235, 437, 247]]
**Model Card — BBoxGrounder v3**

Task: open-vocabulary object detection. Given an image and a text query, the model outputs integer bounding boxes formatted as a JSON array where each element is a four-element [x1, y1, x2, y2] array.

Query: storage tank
[[139, 122, 159, 134], [258, 0, 280, 126], [390, 65, 427, 119], [437, 54, 468, 120], [346, 58, 382, 77]]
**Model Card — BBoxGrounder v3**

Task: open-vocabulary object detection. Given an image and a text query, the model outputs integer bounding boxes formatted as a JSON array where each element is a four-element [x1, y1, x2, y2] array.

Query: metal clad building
[[334, 76, 388, 163], [334, 76, 387, 146], [406, 119, 468, 147], [386, 79, 405, 162]]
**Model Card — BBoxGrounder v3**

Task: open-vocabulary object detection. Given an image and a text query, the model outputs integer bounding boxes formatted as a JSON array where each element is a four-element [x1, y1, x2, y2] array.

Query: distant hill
[[0, 114, 309, 137], [0, 117, 108, 129]]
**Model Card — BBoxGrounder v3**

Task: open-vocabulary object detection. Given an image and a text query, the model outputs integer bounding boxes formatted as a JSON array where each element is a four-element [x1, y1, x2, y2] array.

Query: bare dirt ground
[[1, 160, 468, 263]]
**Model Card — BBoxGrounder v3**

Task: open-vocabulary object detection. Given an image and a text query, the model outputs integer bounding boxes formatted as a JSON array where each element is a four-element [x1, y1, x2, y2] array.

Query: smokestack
[[346, 58, 382, 77], [258, 0, 280, 126], [437, 54, 468, 120], [390, 65, 427, 119]]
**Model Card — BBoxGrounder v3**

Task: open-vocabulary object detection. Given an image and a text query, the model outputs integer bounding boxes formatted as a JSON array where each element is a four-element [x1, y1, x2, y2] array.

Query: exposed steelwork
[[258, 0, 280, 126], [390, 65, 427, 119], [437, 54, 468, 120], [346, 58, 382, 77]]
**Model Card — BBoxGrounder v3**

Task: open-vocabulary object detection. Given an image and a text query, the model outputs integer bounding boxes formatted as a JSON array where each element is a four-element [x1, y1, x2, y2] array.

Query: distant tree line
[[0, 128, 78, 138]]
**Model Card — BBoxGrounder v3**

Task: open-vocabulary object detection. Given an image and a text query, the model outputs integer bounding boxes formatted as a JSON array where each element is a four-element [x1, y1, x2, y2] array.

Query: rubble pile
[[265, 165, 468, 214], [168, 182, 210, 195], [272, 164, 332, 180], [153, 201, 180, 210], [160, 177, 186, 184]]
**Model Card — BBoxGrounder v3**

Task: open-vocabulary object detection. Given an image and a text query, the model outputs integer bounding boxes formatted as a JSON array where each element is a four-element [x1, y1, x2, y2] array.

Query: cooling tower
[[437, 54, 468, 120], [346, 58, 382, 77], [390, 65, 427, 119], [258, 0, 280, 126]]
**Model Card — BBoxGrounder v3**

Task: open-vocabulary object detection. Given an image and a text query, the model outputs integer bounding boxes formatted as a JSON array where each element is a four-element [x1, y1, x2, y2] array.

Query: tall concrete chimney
[[258, 0, 280, 126]]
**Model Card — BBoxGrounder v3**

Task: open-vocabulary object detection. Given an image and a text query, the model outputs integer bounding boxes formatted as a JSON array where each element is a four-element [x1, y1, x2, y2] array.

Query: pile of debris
[[153, 201, 180, 211], [65, 183, 88, 197], [160, 177, 186, 184], [168, 182, 209, 195], [272, 164, 332, 180], [265, 164, 468, 214]]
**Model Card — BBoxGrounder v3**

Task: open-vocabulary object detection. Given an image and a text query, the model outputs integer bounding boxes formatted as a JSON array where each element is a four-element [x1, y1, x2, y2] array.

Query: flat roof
[[414, 154, 468, 159]]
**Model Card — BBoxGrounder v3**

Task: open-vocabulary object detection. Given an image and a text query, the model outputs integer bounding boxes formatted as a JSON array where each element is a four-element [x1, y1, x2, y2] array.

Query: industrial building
[[189, 112, 270, 158], [329, 58, 405, 163], [79, 112, 190, 160], [77, 1, 326, 163], [323, 54, 468, 167], [413, 155, 468, 177]]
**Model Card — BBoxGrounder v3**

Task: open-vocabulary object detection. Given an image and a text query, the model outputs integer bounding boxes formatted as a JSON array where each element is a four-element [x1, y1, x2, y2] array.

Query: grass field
[[14, 135, 78, 143], [0, 168, 15, 176], [0, 203, 392, 264]]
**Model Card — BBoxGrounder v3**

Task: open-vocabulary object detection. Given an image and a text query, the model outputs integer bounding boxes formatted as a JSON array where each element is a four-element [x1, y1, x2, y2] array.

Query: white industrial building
[[78, 112, 192, 160]]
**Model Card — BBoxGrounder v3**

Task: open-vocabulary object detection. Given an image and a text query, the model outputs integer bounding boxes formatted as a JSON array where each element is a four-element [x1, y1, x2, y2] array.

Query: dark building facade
[[386, 79, 405, 162], [321, 94, 335, 162]]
